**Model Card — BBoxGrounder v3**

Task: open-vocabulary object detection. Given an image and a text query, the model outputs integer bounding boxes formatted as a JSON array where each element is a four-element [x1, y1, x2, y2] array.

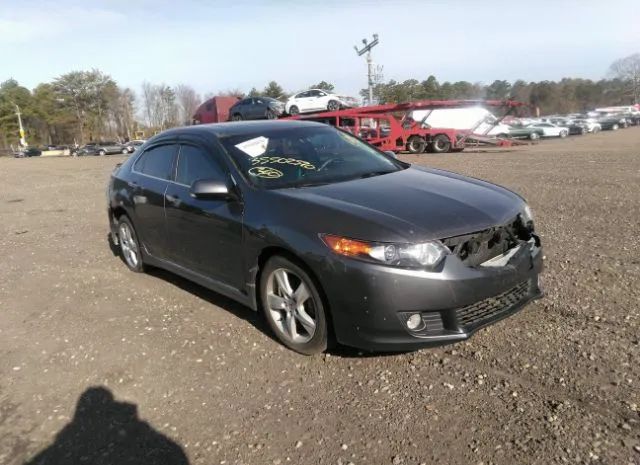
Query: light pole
[[11, 102, 27, 147], [354, 33, 380, 106]]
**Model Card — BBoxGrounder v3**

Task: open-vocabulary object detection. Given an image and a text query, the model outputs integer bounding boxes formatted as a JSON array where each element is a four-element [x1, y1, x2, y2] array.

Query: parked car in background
[[75, 144, 99, 156], [494, 126, 543, 140], [228, 97, 285, 121], [14, 147, 42, 158], [526, 122, 569, 138], [107, 120, 543, 354], [597, 115, 623, 131], [550, 118, 588, 135], [76, 142, 125, 156], [285, 89, 358, 115], [573, 118, 601, 133], [123, 140, 146, 153]]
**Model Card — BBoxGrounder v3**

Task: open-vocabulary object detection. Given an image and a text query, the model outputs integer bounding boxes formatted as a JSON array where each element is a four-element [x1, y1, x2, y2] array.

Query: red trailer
[[287, 99, 529, 153], [192, 96, 239, 124]]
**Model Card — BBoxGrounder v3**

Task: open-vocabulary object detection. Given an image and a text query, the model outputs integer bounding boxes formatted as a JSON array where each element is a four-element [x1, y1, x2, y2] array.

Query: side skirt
[[143, 253, 256, 310]]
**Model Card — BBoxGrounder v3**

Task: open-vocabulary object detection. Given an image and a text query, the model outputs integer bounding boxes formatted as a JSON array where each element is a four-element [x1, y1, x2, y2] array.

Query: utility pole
[[354, 34, 380, 106], [13, 103, 27, 147]]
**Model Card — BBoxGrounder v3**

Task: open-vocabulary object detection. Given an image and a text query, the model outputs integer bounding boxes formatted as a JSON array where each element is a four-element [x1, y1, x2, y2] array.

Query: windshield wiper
[[291, 181, 332, 188], [357, 170, 394, 179]]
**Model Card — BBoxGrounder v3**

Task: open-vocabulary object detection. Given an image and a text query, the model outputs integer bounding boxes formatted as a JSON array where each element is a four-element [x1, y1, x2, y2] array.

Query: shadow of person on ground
[[25, 386, 189, 465]]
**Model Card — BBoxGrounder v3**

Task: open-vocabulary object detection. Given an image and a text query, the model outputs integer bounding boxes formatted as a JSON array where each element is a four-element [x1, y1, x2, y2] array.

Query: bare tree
[[175, 84, 201, 125], [141, 81, 158, 127], [609, 53, 640, 104], [140, 82, 179, 130]]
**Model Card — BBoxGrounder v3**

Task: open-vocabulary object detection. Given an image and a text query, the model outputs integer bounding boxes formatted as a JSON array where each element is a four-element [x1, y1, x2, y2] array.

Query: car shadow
[[107, 234, 277, 344], [107, 235, 418, 358], [24, 386, 190, 465], [145, 267, 280, 345]]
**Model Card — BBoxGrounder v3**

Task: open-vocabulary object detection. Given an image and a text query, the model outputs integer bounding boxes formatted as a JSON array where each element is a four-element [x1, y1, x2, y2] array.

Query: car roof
[[159, 120, 327, 139]]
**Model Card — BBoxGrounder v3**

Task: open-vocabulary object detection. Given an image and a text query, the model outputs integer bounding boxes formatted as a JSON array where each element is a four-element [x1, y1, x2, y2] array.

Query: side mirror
[[385, 150, 397, 158], [190, 179, 237, 201]]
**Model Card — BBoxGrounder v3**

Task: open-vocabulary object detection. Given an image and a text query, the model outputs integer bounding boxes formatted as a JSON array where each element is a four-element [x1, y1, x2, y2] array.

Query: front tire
[[529, 132, 540, 140], [117, 216, 144, 273], [266, 109, 277, 120], [98, 150, 106, 156], [289, 106, 299, 116], [231, 113, 243, 121], [612, 124, 619, 131], [122, 148, 129, 154], [260, 256, 328, 355], [327, 100, 340, 111], [559, 130, 568, 138]]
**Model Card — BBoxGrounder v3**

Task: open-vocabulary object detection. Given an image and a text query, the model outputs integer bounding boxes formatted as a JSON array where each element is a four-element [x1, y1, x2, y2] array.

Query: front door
[[164, 142, 244, 290]]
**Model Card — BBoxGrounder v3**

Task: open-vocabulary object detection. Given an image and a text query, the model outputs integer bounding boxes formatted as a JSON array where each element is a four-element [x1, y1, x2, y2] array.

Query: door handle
[[165, 194, 179, 205]]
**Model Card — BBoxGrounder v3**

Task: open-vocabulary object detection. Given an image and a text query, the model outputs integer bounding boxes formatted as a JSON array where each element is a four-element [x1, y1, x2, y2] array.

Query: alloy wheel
[[265, 268, 317, 343], [119, 222, 140, 269]]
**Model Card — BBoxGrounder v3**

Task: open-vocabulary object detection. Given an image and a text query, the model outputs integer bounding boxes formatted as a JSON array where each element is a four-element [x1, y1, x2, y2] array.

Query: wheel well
[[254, 246, 335, 340], [111, 206, 128, 221]]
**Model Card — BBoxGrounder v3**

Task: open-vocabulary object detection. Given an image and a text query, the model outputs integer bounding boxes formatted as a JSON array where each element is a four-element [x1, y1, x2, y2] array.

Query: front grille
[[455, 280, 530, 329], [441, 216, 532, 267]]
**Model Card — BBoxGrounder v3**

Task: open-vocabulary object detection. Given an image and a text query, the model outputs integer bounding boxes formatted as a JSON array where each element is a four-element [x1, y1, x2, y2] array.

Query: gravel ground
[[1, 128, 639, 465]]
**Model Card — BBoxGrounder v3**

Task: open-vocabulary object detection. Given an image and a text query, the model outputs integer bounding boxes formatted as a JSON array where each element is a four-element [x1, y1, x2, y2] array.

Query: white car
[[285, 89, 358, 115], [526, 122, 569, 138], [573, 118, 601, 133]]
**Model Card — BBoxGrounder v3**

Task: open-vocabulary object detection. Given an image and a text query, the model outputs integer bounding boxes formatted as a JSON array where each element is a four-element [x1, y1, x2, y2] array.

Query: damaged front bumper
[[319, 237, 543, 351]]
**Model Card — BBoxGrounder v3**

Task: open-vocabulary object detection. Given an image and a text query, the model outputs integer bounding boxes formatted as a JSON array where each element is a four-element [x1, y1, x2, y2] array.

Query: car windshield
[[220, 126, 404, 189]]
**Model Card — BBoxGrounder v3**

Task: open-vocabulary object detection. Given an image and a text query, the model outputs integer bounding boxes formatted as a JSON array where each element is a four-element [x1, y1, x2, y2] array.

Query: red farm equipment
[[286, 99, 530, 154]]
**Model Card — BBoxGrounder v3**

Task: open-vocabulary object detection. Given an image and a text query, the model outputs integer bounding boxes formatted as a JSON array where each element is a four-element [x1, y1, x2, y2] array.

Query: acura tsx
[[107, 120, 543, 354]]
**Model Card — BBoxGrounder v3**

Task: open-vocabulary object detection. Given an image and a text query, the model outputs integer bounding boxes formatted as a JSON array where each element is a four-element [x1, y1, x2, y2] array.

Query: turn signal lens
[[321, 234, 448, 270], [322, 235, 372, 257]]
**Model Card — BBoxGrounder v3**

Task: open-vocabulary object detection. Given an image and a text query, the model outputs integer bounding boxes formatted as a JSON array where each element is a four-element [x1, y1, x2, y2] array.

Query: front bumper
[[319, 240, 543, 351]]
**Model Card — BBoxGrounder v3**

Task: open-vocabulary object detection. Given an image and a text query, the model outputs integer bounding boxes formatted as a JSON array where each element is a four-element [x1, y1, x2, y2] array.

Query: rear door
[[164, 140, 244, 289], [129, 143, 178, 259]]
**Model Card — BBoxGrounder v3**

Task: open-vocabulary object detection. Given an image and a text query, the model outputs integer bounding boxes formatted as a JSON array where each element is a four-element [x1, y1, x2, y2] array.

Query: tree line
[[1, 53, 637, 149]]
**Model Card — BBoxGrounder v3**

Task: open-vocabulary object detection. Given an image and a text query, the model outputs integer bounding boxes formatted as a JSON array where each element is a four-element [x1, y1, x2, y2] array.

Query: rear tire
[[431, 134, 452, 153], [260, 256, 328, 355], [612, 124, 619, 131], [117, 216, 145, 273], [406, 136, 426, 154], [122, 148, 129, 154], [529, 132, 540, 140], [231, 113, 243, 121], [289, 106, 299, 116], [98, 150, 106, 156], [327, 100, 340, 111], [266, 109, 277, 120], [559, 130, 568, 138]]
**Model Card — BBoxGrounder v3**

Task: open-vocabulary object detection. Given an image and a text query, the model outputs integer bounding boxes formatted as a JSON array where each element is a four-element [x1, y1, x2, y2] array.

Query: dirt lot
[[1, 129, 639, 465]]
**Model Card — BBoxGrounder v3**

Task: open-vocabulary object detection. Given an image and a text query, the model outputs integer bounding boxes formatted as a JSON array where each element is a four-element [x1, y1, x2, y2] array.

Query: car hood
[[271, 166, 524, 242]]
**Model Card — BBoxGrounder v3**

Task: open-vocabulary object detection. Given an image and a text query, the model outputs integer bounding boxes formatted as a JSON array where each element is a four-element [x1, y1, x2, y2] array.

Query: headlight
[[321, 234, 448, 269]]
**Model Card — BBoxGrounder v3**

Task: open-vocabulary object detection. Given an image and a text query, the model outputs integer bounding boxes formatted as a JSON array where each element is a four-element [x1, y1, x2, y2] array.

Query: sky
[[1, 0, 639, 99]]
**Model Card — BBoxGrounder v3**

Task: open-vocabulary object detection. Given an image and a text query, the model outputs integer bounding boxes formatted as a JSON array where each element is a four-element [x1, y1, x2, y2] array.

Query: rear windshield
[[220, 126, 403, 189]]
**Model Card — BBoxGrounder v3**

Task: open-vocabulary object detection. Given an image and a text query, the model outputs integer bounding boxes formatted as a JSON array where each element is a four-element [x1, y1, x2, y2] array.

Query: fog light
[[406, 313, 423, 330]]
